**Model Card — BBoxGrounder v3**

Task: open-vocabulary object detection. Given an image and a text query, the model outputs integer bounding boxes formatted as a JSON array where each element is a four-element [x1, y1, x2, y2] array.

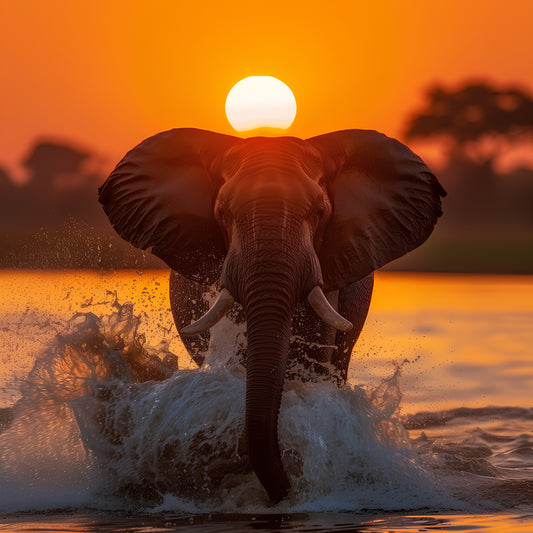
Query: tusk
[[180, 288, 235, 336], [307, 286, 353, 332]]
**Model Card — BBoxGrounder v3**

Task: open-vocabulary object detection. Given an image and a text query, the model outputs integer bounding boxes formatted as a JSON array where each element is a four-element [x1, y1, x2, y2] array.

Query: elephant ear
[[308, 129, 446, 291], [98, 128, 242, 284]]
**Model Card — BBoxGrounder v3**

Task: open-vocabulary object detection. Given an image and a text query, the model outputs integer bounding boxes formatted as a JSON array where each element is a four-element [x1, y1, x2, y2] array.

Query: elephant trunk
[[243, 273, 294, 503], [219, 206, 325, 502]]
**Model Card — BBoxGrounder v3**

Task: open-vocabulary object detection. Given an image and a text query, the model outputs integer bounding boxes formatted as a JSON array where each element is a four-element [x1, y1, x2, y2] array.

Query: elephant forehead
[[222, 137, 323, 180], [220, 173, 323, 218]]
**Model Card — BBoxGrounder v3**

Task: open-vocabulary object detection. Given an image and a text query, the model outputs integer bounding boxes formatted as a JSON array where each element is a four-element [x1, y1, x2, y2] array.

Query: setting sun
[[225, 76, 297, 132]]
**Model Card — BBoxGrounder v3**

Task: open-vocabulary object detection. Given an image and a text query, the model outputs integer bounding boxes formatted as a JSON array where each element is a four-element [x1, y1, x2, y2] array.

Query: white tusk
[[180, 288, 235, 336], [307, 286, 353, 332]]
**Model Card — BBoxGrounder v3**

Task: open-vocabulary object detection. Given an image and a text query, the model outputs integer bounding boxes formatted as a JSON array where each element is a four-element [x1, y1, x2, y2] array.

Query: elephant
[[98, 127, 445, 503]]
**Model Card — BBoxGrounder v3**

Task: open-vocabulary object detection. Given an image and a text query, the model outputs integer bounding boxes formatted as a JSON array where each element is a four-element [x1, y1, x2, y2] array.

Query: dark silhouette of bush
[[0, 140, 161, 269], [391, 80, 533, 274], [405, 81, 533, 171]]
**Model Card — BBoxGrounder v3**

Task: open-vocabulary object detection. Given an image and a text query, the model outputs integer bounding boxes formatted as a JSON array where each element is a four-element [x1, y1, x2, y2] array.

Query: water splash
[[0, 299, 472, 513], [0, 301, 177, 512]]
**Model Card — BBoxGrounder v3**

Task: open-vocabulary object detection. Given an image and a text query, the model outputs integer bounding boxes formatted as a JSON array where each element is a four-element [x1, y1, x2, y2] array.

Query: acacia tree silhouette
[[393, 81, 533, 274], [404, 81, 533, 172]]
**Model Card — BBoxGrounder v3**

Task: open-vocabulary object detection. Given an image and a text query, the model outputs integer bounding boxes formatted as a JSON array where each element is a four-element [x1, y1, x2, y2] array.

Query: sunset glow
[[225, 76, 296, 132], [1, 2, 533, 172]]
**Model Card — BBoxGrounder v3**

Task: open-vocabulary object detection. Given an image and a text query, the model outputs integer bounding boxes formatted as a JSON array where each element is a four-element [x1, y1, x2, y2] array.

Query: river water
[[0, 270, 532, 532]]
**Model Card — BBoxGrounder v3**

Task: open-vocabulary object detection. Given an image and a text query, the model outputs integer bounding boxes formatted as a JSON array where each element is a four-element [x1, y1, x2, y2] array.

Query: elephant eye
[[313, 197, 331, 227]]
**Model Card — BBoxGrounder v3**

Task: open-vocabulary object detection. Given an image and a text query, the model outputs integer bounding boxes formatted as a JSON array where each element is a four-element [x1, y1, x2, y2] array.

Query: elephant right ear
[[309, 129, 446, 291], [98, 128, 242, 284]]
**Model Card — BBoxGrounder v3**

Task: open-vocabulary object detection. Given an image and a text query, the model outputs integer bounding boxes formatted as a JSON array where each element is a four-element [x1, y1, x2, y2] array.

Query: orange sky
[[1, 0, 532, 179]]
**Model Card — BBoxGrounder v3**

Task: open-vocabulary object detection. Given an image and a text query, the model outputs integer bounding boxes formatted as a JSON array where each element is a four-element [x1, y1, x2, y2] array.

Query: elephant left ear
[[308, 129, 446, 291], [98, 128, 242, 284]]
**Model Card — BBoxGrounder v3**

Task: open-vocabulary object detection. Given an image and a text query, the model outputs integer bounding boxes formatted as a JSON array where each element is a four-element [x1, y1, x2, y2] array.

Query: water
[[0, 270, 532, 531]]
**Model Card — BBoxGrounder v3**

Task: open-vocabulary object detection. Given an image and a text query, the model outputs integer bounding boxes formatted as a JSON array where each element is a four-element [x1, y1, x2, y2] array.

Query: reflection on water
[[0, 271, 532, 528], [2, 271, 532, 413], [2, 512, 533, 532], [354, 273, 533, 413]]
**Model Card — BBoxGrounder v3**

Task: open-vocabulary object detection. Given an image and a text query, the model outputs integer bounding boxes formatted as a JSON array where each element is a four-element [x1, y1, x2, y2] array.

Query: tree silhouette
[[23, 142, 90, 187], [405, 81, 533, 171], [395, 81, 533, 275], [0, 138, 162, 269]]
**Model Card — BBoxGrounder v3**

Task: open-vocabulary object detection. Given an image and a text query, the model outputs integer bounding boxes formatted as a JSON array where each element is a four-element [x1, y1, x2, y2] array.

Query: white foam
[[0, 302, 454, 513]]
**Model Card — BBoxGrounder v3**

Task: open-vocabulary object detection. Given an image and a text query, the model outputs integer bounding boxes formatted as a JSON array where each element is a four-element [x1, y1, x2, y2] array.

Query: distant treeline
[[0, 142, 161, 270], [1, 80, 532, 273], [392, 80, 533, 273]]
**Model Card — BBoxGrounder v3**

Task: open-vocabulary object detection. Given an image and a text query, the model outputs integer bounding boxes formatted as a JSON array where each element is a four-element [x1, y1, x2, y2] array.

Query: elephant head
[[98, 127, 445, 502]]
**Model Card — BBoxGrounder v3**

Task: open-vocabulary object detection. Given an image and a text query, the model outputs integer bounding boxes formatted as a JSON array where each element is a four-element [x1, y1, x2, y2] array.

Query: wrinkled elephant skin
[[99, 128, 446, 502]]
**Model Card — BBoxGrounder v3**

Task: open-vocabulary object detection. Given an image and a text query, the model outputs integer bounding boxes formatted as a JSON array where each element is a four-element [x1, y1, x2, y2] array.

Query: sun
[[225, 76, 297, 132]]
